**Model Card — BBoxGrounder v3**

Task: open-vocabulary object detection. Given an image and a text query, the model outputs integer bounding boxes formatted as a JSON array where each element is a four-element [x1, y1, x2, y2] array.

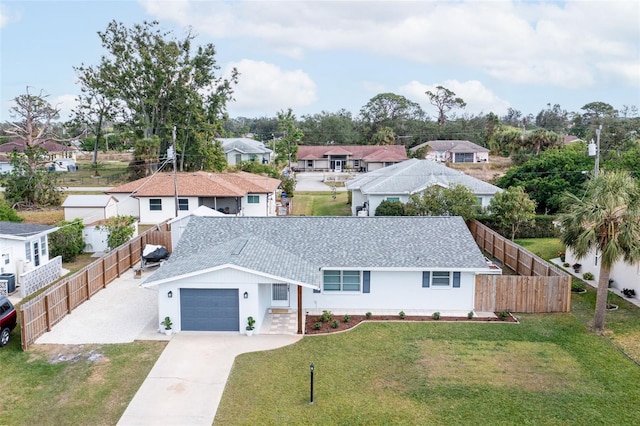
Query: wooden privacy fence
[[20, 223, 171, 350], [468, 219, 571, 313]]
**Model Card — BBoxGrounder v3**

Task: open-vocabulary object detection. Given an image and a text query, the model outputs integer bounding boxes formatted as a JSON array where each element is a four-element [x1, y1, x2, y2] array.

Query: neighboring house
[[410, 140, 489, 163], [107, 171, 281, 224], [0, 155, 12, 174], [0, 139, 79, 162], [563, 135, 584, 145], [215, 138, 273, 166], [565, 247, 640, 295], [346, 159, 502, 216], [296, 145, 408, 172], [62, 195, 119, 225], [0, 222, 60, 294], [141, 215, 499, 334]]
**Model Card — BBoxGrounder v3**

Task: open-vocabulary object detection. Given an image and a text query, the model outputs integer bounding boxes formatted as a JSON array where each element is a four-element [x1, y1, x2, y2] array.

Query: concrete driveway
[[35, 267, 161, 345], [295, 172, 351, 192], [118, 333, 301, 425]]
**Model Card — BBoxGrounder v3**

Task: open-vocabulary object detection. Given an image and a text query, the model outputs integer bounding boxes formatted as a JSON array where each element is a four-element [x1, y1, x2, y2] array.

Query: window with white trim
[[178, 198, 189, 211], [432, 271, 451, 287], [424, 271, 461, 288], [149, 199, 162, 211], [247, 195, 260, 204], [386, 197, 400, 202], [25, 242, 31, 262], [323, 270, 361, 292], [41, 236, 47, 256]]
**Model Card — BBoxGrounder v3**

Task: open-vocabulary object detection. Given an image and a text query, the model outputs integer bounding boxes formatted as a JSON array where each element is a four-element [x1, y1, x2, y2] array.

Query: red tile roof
[[0, 139, 76, 153], [107, 171, 281, 197], [298, 145, 407, 161]]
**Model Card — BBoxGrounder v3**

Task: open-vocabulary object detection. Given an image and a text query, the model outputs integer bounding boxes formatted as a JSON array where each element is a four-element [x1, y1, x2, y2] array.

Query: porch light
[[244, 291, 249, 299], [167, 291, 173, 298]]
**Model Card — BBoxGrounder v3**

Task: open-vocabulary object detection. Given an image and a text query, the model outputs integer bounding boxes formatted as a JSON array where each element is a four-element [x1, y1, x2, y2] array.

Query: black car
[[0, 296, 17, 347]]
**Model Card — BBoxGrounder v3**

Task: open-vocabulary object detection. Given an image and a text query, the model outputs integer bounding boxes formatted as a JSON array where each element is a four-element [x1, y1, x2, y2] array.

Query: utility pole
[[172, 126, 179, 217], [588, 124, 602, 177]]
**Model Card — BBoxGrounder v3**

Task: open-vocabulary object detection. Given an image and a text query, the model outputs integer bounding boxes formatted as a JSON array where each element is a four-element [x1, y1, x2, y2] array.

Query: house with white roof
[[346, 159, 502, 216], [410, 140, 489, 163], [215, 138, 273, 166], [141, 216, 499, 334]]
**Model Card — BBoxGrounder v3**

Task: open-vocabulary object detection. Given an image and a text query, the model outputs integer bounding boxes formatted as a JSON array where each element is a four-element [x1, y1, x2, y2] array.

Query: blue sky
[[1, 0, 639, 124]]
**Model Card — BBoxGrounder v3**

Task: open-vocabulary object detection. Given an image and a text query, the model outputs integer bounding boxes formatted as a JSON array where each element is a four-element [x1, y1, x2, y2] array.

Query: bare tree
[[425, 86, 466, 125]]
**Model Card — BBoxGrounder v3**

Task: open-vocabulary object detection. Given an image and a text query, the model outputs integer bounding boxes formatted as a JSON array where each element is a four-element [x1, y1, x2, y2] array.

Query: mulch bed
[[305, 313, 518, 335]]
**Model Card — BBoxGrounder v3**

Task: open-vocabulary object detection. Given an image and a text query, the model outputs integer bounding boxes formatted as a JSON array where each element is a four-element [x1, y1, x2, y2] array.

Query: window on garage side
[[178, 198, 189, 211], [431, 271, 451, 287], [247, 195, 259, 204], [323, 270, 361, 292], [149, 198, 162, 211]]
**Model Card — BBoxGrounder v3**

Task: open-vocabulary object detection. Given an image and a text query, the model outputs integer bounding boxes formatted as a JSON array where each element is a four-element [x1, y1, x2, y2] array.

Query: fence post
[[66, 281, 72, 313], [20, 308, 28, 351], [45, 294, 52, 331], [116, 249, 121, 278], [85, 268, 91, 299]]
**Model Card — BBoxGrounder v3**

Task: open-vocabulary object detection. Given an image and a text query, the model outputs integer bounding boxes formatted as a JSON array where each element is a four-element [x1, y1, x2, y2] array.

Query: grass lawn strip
[[291, 191, 351, 216], [0, 341, 166, 425], [215, 317, 640, 425]]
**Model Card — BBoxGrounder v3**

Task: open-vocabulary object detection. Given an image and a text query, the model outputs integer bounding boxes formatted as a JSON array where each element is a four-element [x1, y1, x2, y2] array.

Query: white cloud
[[400, 80, 511, 117], [224, 59, 317, 117], [51, 94, 77, 122], [0, 4, 21, 28], [141, 0, 639, 89]]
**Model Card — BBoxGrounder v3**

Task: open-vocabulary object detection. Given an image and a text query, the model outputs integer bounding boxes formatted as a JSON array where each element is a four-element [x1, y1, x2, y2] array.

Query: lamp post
[[310, 363, 314, 404]]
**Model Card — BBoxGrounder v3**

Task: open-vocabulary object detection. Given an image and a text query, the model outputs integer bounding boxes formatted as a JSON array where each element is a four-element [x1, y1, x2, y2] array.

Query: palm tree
[[559, 170, 640, 332]]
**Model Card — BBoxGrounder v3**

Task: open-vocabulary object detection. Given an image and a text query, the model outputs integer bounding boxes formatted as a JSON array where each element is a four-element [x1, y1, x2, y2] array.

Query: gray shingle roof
[[410, 140, 489, 153], [0, 222, 57, 238], [143, 216, 489, 286], [346, 159, 502, 195], [216, 138, 272, 155]]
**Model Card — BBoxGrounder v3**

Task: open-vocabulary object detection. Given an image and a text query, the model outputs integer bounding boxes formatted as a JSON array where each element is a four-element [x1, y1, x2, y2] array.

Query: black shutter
[[363, 271, 371, 293], [422, 271, 430, 288]]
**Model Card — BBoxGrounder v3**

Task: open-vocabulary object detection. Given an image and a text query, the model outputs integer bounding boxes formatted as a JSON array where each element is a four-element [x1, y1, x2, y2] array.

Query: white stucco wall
[[366, 194, 409, 216], [242, 193, 275, 216], [0, 234, 51, 275], [350, 189, 367, 215], [112, 194, 140, 218], [302, 270, 475, 312], [566, 248, 640, 294], [64, 207, 106, 224]]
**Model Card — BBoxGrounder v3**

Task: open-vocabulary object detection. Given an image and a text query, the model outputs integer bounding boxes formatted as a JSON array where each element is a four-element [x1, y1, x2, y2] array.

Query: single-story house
[[0, 222, 59, 294], [62, 195, 119, 225], [296, 145, 408, 172], [141, 216, 499, 334], [410, 140, 489, 163], [106, 171, 281, 224], [215, 138, 273, 166], [346, 159, 502, 216], [565, 247, 640, 295], [0, 139, 79, 162]]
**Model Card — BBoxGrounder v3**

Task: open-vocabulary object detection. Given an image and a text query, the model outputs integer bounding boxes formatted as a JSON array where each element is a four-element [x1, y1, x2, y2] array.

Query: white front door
[[334, 161, 342, 172], [272, 283, 289, 307]]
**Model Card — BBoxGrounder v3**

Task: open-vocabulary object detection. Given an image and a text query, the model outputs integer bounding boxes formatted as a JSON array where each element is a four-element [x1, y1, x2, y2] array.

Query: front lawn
[[215, 316, 640, 424], [291, 191, 351, 216], [0, 340, 166, 425]]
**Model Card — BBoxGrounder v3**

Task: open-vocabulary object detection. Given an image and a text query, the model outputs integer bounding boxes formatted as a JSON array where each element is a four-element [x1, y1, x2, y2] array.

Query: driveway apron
[[118, 333, 302, 426]]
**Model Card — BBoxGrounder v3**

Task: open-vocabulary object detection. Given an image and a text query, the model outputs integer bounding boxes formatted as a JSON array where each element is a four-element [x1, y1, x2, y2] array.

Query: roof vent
[[231, 239, 248, 255]]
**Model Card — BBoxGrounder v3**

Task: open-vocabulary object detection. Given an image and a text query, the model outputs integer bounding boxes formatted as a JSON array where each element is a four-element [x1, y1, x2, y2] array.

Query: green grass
[[515, 237, 565, 260], [56, 160, 129, 187], [291, 191, 351, 216], [0, 340, 166, 425], [215, 317, 640, 425]]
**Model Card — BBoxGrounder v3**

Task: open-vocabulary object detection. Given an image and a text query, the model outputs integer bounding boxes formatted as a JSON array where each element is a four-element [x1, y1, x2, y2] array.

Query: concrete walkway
[[117, 333, 301, 426]]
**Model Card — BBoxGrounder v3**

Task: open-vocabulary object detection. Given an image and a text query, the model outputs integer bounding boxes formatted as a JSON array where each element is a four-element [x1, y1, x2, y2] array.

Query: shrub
[[571, 281, 586, 292], [582, 272, 595, 280], [622, 288, 636, 298], [97, 215, 137, 250], [365, 312, 372, 319], [432, 312, 441, 320], [399, 311, 406, 319], [313, 322, 321, 330], [331, 320, 339, 329], [467, 311, 474, 319], [320, 310, 333, 323], [563, 262, 570, 267], [49, 218, 86, 262], [498, 311, 509, 321], [343, 314, 350, 323]]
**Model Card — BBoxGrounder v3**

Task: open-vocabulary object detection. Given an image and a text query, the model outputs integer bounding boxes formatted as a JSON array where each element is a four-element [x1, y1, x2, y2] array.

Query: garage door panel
[[180, 289, 239, 331]]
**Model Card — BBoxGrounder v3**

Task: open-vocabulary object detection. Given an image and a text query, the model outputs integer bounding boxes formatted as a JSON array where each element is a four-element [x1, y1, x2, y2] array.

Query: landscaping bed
[[305, 312, 518, 334]]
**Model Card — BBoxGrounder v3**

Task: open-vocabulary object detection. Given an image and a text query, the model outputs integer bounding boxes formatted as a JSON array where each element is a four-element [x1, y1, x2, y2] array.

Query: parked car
[[0, 296, 17, 347]]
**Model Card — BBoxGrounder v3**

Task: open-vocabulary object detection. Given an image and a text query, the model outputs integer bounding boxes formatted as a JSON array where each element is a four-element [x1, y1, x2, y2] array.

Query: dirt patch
[[305, 313, 517, 335], [30, 344, 106, 364]]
